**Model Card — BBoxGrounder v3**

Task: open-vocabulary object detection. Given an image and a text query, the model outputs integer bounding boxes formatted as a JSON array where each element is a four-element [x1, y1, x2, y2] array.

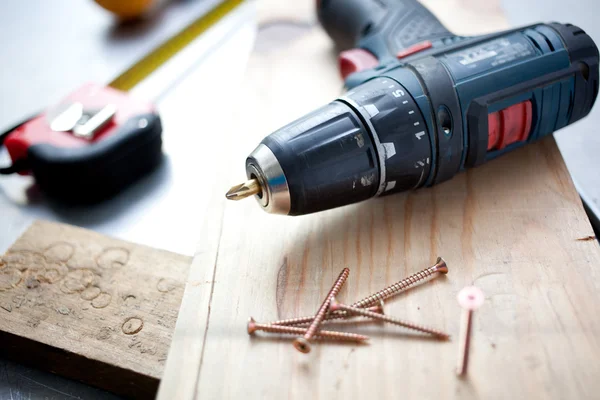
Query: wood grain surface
[[0, 220, 191, 399], [159, 0, 600, 399]]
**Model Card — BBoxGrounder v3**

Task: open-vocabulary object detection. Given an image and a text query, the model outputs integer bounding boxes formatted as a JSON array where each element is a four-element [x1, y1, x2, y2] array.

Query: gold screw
[[456, 286, 485, 377], [293, 268, 350, 353], [329, 298, 450, 340], [273, 258, 447, 327], [266, 301, 384, 326], [247, 318, 369, 342], [351, 257, 448, 309]]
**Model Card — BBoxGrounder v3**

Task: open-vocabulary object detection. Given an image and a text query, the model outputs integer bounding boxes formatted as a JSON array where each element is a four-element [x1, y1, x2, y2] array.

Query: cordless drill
[[226, 0, 599, 215]]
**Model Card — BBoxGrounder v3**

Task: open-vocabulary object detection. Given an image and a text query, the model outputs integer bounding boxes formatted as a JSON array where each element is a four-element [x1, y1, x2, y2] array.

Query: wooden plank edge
[[0, 330, 158, 399]]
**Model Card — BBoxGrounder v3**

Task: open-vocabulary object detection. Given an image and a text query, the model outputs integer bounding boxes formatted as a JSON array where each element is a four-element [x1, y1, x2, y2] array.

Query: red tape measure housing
[[3, 83, 163, 202]]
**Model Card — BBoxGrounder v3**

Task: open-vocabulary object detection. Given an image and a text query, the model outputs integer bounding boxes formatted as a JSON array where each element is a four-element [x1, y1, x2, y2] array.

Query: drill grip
[[317, 0, 452, 58]]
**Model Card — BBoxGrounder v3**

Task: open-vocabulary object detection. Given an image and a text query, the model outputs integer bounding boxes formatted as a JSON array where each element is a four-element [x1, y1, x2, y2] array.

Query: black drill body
[[249, 0, 598, 215]]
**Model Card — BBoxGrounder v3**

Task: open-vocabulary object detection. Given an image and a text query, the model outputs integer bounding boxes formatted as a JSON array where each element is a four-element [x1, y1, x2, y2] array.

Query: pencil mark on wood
[[91, 293, 112, 308], [276, 256, 288, 318], [80, 286, 101, 300], [0, 268, 22, 291], [43, 242, 75, 262], [577, 236, 596, 242], [1, 303, 12, 312], [157, 278, 178, 293], [96, 247, 130, 269], [122, 317, 144, 335]]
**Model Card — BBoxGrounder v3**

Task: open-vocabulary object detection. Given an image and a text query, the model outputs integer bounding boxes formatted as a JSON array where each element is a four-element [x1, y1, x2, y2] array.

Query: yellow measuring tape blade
[[109, 0, 244, 92]]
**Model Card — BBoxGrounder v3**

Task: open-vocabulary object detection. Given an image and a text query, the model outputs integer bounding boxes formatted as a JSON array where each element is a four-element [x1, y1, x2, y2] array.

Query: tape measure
[[110, 0, 244, 91], [0, 0, 244, 203]]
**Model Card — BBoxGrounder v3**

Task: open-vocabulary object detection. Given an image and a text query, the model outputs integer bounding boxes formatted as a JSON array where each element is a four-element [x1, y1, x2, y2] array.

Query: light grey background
[[1, 0, 599, 398]]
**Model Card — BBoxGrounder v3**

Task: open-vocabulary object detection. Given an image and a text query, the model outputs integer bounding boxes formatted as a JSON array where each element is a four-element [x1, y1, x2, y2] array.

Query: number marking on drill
[[385, 181, 396, 192], [402, 100, 408, 104], [392, 89, 405, 98], [415, 131, 425, 140], [408, 110, 415, 115], [414, 122, 420, 126]]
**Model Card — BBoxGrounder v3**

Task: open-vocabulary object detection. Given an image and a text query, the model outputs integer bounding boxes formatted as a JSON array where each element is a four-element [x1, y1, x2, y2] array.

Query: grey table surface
[[1, 0, 600, 398]]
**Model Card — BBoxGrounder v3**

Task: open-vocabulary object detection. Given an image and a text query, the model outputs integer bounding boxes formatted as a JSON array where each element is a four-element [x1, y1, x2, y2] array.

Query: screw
[[273, 258, 446, 327], [293, 267, 350, 353], [267, 301, 384, 326], [274, 258, 447, 326], [247, 317, 369, 342], [456, 286, 485, 377], [351, 257, 448, 309], [329, 298, 450, 340]]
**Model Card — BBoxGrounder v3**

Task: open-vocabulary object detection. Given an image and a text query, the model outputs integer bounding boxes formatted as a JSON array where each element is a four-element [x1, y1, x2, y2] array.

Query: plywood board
[[159, 1, 600, 399], [0, 220, 191, 399]]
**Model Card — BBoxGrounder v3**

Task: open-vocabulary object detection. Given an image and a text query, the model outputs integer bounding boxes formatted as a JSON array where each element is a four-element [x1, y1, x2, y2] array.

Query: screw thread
[[252, 323, 368, 342], [336, 303, 449, 340], [268, 304, 383, 326], [351, 260, 445, 309], [303, 268, 350, 341]]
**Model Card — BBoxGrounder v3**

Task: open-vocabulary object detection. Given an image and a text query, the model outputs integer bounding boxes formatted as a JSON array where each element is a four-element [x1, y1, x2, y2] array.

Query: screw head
[[375, 299, 385, 315], [247, 317, 257, 334], [457, 286, 485, 310], [293, 338, 311, 353], [329, 297, 340, 312], [433, 257, 448, 274]]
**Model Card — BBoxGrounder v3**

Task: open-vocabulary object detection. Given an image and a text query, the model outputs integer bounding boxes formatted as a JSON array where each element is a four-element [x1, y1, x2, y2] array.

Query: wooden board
[[158, 0, 600, 399], [0, 220, 191, 399]]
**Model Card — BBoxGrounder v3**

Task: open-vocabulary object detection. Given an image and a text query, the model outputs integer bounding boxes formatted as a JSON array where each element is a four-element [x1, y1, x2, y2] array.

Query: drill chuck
[[235, 76, 431, 215]]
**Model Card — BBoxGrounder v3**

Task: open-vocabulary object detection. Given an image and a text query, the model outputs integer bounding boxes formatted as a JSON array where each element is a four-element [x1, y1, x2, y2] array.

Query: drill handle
[[317, 0, 455, 59]]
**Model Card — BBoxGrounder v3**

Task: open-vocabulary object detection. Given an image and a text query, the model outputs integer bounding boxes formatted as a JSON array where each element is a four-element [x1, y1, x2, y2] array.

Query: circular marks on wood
[[91, 292, 112, 309], [122, 317, 144, 335], [60, 269, 96, 294], [42, 262, 69, 283], [80, 286, 101, 300], [1, 250, 70, 290], [43, 242, 75, 262], [0, 269, 22, 291], [156, 278, 179, 293], [3, 251, 46, 272], [96, 247, 130, 269], [122, 294, 137, 306]]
